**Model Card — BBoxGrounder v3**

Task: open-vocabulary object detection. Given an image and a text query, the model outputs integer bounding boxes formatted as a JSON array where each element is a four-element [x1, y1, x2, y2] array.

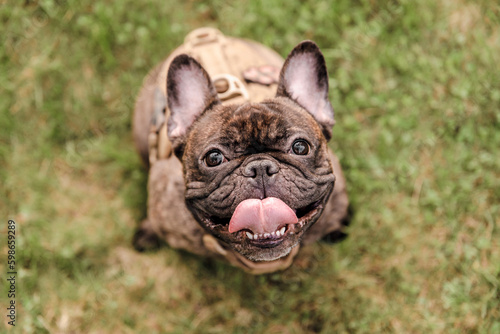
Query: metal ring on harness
[[212, 74, 250, 101]]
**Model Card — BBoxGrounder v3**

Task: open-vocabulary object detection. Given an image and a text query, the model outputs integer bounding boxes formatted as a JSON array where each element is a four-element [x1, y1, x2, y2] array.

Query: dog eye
[[292, 140, 310, 155], [205, 150, 225, 167]]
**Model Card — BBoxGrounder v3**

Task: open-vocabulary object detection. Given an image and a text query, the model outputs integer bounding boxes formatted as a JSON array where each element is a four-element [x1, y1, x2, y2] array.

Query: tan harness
[[147, 28, 300, 274]]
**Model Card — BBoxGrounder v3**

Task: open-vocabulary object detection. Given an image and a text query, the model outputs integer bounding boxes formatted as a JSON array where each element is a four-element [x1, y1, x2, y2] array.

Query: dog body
[[133, 28, 349, 274]]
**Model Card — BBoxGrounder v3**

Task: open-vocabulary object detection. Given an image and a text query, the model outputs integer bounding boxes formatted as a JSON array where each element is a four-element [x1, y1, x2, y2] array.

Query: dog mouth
[[201, 198, 323, 248]]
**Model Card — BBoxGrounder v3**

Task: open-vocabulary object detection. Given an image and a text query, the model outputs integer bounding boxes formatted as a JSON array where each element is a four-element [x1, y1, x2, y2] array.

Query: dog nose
[[243, 159, 279, 178]]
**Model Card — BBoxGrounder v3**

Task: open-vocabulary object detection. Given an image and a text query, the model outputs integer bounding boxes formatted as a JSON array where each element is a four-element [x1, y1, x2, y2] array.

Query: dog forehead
[[191, 102, 292, 146], [228, 103, 288, 137], [224, 102, 302, 147]]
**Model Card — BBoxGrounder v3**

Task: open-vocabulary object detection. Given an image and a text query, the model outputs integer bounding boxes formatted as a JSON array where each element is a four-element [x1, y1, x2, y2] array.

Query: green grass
[[1, 0, 499, 332]]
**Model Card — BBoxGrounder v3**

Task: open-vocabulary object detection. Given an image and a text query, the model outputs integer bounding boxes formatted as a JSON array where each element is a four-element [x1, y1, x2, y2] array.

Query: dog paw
[[132, 219, 163, 252], [321, 230, 348, 244]]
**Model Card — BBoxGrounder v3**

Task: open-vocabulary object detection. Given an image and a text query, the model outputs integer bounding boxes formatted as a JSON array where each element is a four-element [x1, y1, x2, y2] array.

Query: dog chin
[[238, 244, 294, 262]]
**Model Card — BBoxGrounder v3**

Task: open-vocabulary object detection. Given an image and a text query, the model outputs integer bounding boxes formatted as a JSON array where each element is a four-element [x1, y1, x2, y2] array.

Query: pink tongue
[[228, 197, 298, 234]]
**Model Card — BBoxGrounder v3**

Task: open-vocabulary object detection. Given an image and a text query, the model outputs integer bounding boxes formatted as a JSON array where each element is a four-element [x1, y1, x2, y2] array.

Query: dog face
[[166, 42, 336, 261]]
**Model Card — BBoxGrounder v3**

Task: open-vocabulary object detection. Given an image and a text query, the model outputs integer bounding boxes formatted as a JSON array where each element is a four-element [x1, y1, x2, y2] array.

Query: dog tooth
[[280, 227, 286, 235], [264, 233, 270, 238], [275, 230, 280, 237], [246, 232, 253, 240]]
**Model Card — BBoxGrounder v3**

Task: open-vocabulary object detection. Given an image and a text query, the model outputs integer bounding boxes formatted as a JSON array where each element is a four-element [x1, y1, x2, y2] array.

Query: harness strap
[[148, 88, 171, 165]]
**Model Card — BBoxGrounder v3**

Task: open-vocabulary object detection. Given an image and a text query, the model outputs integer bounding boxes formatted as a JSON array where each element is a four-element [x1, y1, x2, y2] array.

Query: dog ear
[[276, 41, 335, 140], [167, 55, 220, 151]]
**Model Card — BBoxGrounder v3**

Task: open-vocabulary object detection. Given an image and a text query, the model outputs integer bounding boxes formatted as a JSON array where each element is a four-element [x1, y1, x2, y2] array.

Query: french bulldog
[[132, 29, 349, 274]]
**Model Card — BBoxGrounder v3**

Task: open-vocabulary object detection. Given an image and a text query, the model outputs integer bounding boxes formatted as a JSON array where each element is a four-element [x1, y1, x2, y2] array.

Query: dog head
[[166, 41, 336, 261]]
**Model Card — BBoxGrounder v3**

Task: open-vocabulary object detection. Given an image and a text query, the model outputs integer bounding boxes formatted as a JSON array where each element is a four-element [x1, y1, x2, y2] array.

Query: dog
[[132, 28, 349, 274]]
